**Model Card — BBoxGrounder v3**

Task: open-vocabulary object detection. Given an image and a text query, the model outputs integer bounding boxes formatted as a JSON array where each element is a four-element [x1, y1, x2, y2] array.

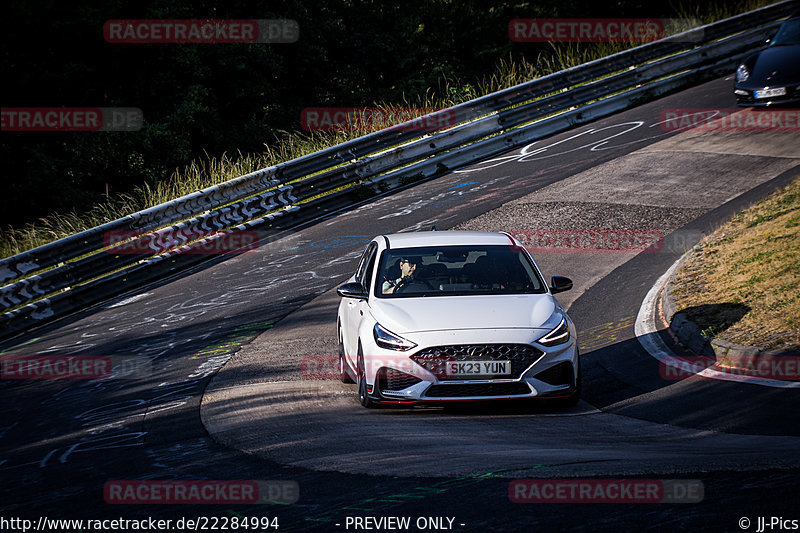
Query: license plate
[[446, 361, 511, 376], [754, 87, 786, 99]]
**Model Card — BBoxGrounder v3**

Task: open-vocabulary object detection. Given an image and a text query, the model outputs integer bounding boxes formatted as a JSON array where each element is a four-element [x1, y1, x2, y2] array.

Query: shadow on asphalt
[[304, 331, 800, 436], [581, 332, 800, 437]]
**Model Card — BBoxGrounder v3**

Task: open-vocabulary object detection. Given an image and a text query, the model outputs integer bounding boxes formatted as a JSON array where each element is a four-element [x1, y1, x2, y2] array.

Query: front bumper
[[734, 84, 800, 106], [360, 328, 579, 403]]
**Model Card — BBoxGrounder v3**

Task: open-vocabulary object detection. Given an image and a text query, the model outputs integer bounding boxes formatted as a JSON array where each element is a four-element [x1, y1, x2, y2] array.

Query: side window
[[362, 248, 377, 293], [355, 242, 377, 284]]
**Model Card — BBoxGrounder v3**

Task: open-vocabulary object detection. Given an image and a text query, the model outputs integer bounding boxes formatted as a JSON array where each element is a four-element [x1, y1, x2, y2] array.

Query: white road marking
[[102, 292, 152, 309]]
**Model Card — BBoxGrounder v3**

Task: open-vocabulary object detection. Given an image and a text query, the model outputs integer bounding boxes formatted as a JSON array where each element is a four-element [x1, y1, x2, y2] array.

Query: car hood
[[741, 45, 800, 87], [369, 294, 560, 334]]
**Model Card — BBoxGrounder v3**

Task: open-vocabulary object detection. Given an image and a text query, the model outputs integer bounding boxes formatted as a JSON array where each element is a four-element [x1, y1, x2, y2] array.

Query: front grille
[[410, 344, 543, 380], [377, 367, 422, 392], [424, 382, 531, 398]]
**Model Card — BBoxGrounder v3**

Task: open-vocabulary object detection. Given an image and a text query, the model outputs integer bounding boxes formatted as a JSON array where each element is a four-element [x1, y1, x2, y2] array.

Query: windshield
[[770, 18, 800, 46], [375, 245, 546, 298]]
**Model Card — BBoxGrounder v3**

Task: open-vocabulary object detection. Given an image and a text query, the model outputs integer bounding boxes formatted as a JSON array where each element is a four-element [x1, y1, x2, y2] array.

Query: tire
[[356, 343, 376, 408], [338, 324, 354, 384]]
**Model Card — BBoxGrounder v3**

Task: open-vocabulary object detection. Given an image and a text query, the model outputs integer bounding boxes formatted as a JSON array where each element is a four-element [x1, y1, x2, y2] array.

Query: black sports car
[[734, 16, 800, 106]]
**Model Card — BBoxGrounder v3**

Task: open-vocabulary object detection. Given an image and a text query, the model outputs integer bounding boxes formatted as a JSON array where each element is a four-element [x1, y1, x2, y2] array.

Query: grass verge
[[670, 177, 800, 350]]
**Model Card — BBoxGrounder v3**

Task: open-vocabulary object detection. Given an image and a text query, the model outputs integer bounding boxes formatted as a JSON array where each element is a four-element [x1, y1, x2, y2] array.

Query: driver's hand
[[393, 274, 414, 293]]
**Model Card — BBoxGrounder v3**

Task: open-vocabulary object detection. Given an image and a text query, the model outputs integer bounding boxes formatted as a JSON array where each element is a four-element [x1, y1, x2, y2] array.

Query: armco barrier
[[0, 1, 795, 339]]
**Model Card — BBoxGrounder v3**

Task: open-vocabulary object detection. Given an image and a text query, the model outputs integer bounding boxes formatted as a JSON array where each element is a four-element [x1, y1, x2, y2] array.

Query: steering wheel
[[394, 278, 434, 293]]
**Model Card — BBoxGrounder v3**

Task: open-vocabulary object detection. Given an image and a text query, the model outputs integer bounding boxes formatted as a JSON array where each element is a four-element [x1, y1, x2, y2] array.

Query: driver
[[382, 256, 422, 294]]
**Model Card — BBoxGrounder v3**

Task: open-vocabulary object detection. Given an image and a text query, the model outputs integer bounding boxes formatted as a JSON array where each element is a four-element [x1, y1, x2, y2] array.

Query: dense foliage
[[1, 0, 738, 227]]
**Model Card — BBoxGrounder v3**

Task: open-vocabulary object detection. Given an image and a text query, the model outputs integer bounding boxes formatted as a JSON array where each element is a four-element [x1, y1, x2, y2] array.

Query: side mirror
[[337, 282, 368, 299], [550, 276, 573, 294]]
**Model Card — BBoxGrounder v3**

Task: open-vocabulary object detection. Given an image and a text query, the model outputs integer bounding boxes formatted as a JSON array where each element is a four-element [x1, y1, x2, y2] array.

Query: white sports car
[[336, 230, 580, 408]]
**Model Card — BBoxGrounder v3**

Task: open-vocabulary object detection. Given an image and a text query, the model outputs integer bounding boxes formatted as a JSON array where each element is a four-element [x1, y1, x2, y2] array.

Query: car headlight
[[736, 64, 750, 82], [537, 317, 570, 347], [373, 323, 417, 351]]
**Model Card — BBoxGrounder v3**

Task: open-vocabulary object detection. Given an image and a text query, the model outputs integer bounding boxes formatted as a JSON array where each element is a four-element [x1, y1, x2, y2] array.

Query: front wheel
[[338, 324, 354, 383], [356, 343, 376, 408]]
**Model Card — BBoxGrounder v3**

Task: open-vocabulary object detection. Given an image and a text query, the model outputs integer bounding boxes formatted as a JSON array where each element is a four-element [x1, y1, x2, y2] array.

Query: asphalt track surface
[[1, 75, 799, 532]]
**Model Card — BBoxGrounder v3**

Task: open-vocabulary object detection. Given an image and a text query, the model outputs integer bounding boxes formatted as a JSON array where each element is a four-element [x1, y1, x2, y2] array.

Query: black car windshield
[[770, 18, 800, 46], [375, 245, 546, 298]]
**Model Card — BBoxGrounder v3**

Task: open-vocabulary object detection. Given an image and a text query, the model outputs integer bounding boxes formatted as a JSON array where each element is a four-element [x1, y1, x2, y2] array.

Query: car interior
[[379, 247, 543, 296]]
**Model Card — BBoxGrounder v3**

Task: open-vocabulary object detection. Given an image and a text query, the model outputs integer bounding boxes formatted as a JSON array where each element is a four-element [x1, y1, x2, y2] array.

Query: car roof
[[383, 230, 515, 248]]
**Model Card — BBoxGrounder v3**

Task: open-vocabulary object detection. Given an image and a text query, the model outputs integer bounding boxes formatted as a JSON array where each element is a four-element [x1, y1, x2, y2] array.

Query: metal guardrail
[[1, 0, 795, 339]]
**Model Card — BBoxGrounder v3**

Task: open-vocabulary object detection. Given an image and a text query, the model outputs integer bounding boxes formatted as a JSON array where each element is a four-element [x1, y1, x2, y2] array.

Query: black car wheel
[[338, 324, 354, 383], [356, 343, 376, 408]]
